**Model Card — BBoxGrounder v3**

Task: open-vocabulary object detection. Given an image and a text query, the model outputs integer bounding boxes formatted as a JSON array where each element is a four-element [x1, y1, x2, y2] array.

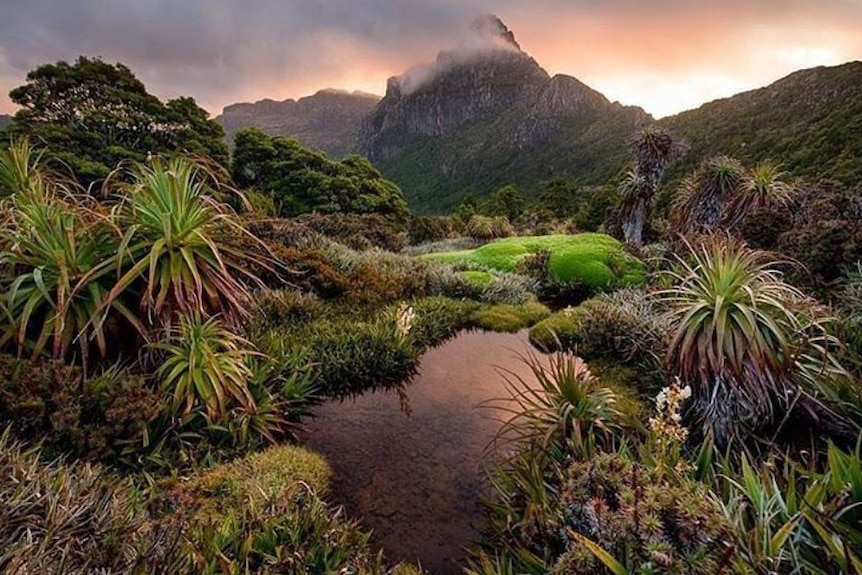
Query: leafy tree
[[7, 57, 227, 186], [619, 126, 683, 247], [479, 184, 526, 221], [230, 128, 408, 222]]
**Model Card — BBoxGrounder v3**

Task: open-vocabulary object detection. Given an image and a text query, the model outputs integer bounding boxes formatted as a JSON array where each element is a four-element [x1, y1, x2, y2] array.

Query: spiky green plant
[[153, 313, 258, 420], [0, 186, 140, 365], [0, 138, 44, 198], [671, 155, 744, 234], [107, 156, 258, 328], [724, 160, 795, 228], [493, 350, 624, 462], [659, 235, 847, 444], [0, 429, 184, 573]]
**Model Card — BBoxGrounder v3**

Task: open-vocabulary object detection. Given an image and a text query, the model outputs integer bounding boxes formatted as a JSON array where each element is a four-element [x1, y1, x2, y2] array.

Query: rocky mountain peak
[[469, 14, 521, 51]]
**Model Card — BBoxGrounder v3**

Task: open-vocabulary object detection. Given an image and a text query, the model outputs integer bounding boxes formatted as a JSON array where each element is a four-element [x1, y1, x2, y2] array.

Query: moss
[[471, 300, 551, 333], [459, 270, 495, 286], [528, 307, 587, 352], [589, 360, 647, 420], [173, 445, 331, 518], [423, 234, 644, 290]]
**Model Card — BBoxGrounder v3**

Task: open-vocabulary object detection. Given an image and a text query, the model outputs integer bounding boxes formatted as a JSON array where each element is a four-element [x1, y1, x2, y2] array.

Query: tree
[[7, 57, 227, 186], [619, 126, 683, 247], [670, 155, 743, 234], [480, 184, 527, 222], [230, 128, 409, 222]]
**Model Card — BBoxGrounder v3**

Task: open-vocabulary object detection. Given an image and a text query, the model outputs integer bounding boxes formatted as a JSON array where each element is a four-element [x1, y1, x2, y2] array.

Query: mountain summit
[[469, 14, 521, 51], [357, 16, 647, 212]]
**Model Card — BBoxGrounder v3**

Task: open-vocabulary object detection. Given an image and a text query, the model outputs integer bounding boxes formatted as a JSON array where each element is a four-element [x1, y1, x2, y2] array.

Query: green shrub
[[181, 485, 384, 574], [471, 301, 551, 333], [169, 444, 331, 513], [428, 265, 537, 305], [167, 445, 389, 574], [529, 289, 667, 377], [554, 453, 734, 575], [270, 317, 419, 399], [0, 356, 160, 462], [466, 215, 514, 241], [0, 430, 183, 573], [408, 297, 479, 350], [246, 288, 323, 330], [243, 189, 278, 217]]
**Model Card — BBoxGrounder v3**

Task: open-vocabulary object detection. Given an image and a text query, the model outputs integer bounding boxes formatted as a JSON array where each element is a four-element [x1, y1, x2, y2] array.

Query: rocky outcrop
[[356, 15, 648, 212], [217, 89, 379, 157]]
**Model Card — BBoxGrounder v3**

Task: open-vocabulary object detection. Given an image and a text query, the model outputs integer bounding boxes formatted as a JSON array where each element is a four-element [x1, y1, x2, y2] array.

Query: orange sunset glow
[[1, 1, 861, 118]]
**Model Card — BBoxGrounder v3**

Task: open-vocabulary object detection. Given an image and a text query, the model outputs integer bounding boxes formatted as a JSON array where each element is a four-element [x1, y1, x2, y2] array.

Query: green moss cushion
[[423, 234, 644, 289]]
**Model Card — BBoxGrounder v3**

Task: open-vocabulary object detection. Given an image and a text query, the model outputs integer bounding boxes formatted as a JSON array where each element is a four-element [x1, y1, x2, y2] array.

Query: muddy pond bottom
[[304, 329, 539, 575]]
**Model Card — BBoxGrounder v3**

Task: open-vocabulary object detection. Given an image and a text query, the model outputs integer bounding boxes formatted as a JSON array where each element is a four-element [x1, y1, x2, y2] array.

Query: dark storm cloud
[[0, 0, 861, 116]]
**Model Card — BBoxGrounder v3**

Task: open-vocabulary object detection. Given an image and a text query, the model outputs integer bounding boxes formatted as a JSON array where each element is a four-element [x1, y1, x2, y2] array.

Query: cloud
[[0, 0, 860, 117]]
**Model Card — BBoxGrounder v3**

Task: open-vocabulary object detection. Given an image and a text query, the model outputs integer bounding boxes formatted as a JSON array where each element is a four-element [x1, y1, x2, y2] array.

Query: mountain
[[658, 61, 862, 186], [357, 15, 648, 213], [0, 114, 11, 131], [217, 89, 380, 157]]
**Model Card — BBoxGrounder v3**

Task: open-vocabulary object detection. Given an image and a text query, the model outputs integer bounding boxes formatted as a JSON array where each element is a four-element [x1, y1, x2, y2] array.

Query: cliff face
[[217, 89, 379, 157], [357, 15, 648, 212]]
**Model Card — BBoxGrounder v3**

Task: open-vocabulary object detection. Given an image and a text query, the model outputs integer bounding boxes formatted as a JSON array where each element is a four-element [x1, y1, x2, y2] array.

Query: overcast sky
[[1, 0, 861, 118]]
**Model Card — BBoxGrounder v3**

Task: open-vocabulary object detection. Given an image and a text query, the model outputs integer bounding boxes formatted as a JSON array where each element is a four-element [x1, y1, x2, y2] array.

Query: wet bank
[[304, 329, 540, 574]]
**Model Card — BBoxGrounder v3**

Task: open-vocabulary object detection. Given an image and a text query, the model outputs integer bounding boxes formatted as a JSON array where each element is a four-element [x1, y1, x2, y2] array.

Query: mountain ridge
[[216, 89, 380, 158], [216, 17, 861, 213]]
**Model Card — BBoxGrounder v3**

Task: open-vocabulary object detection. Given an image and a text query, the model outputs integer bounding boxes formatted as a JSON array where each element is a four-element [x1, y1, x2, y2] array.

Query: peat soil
[[304, 329, 540, 575]]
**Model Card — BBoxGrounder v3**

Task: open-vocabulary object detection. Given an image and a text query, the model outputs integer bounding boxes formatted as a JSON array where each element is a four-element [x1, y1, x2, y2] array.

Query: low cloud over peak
[[0, 1, 860, 118]]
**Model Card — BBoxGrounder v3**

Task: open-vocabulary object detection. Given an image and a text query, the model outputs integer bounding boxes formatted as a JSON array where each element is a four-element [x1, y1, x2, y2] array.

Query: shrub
[[153, 314, 258, 421], [170, 444, 331, 510], [246, 288, 323, 330], [407, 296, 479, 350], [0, 356, 160, 462], [529, 288, 667, 379], [272, 316, 420, 399], [466, 215, 513, 241], [403, 236, 478, 256], [109, 156, 260, 328], [0, 430, 183, 573], [409, 214, 460, 244], [493, 351, 625, 462], [0, 185, 128, 366], [242, 189, 278, 217], [554, 453, 734, 575]]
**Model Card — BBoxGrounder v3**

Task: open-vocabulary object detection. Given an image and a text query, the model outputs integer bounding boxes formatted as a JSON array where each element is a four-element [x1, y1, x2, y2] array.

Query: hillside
[[357, 15, 648, 213], [659, 61, 862, 186], [217, 89, 379, 157], [0, 114, 11, 132]]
